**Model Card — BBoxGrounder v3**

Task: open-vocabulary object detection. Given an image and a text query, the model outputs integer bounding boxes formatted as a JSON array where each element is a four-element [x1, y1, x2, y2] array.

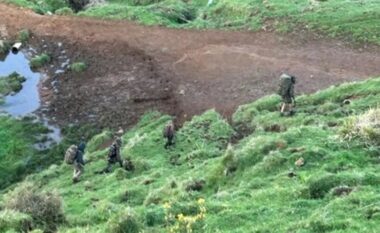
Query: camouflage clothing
[[163, 122, 175, 149], [278, 73, 295, 103], [278, 74, 296, 115], [98, 139, 123, 173], [73, 141, 86, 183]]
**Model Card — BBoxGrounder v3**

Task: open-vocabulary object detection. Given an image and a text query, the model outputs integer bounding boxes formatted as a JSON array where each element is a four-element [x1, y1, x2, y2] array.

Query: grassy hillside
[[0, 114, 100, 190], [1, 77, 379, 232], [3, 0, 380, 45]]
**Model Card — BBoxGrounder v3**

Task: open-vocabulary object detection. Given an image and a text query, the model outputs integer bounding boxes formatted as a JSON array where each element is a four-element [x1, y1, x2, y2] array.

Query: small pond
[[0, 50, 62, 147]]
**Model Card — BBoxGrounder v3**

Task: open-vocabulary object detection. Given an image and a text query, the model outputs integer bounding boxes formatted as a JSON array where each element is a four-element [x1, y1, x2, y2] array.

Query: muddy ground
[[1, 3, 380, 129]]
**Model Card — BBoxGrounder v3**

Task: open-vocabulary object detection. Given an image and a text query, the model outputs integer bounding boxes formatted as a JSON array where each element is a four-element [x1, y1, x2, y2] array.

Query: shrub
[[0, 210, 32, 232], [144, 206, 165, 227], [30, 53, 51, 69], [0, 40, 11, 55], [4, 183, 65, 233], [341, 108, 380, 146], [45, 0, 68, 12], [107, 209, 141, 233], [18, 29, 30, 43], [125, 0, 163, 6], [55, 7, 74, 15], [0, 72, 26, 96], [69, 62, 87, 72], [308, 174, 359, 199]]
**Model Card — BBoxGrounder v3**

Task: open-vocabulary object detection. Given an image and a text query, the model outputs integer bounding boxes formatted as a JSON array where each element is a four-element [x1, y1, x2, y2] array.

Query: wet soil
[[1, 3, 380, 129]]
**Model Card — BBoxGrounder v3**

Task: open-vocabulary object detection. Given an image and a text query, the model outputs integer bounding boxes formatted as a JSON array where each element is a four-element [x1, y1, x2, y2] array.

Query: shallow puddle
[[0, 51, 62, 145], [0, 52, 40, 115]]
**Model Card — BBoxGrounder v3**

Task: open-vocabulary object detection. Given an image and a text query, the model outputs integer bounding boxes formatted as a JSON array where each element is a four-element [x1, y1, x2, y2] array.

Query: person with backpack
[[278, 73, 296, 116], [163, 120, 175, 149], [64, 138, 86, 183], [96, 137, 123, 174]]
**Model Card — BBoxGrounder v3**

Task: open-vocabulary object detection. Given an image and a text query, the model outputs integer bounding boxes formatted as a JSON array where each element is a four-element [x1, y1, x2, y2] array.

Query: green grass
[[17, 29, 30, 43], [29, 53, 51, 69], [0, 40, 11, 56], [3, 0, 380, 45], [1, 77, 380, 232], [0, 72, 26, 96], [69, 62, 87, 73]]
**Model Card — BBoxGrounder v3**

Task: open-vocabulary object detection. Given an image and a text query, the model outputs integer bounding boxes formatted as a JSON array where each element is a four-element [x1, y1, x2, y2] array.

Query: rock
[[185, 180, 205, 192], [295, 157, 305, 167], [143, 179, 154, 185], [331, 186, 353, 197], [288, 147, 305, 153]]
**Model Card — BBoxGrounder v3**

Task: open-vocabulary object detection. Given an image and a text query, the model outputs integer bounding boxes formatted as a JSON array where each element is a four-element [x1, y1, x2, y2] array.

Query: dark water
[[0, 52, 40, 115], [0, 51, 62, 146]]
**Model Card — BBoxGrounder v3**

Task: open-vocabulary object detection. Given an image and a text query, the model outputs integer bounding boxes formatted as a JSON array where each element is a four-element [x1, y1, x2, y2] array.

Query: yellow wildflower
[[197, 198, 205, 205], [163, 202, 171, 209]]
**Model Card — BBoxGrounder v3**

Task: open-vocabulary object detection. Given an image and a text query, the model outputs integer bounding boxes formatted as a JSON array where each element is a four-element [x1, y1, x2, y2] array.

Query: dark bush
[[4, 183, 65, 233], [107, 210, 141, 233]]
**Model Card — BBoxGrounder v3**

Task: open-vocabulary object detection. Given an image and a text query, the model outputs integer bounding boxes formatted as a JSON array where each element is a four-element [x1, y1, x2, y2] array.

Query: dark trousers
[[165, 135, 174, 149], [99, 158, 123, 173]]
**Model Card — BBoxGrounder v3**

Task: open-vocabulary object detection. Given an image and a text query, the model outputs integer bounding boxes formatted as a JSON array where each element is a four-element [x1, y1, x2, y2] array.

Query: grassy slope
[[0, 114, 100, 190], [1, 77, 379, 232], [3, 0, 380, 45]]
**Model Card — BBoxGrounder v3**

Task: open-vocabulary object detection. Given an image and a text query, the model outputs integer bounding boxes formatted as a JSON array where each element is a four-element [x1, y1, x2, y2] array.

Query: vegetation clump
[[18, 29, 30, 43], [341, 108, 380, 147], [0, 210, 33, 232], [4, 183, 65, 233], [107, 210, 141, 233], [30, 53, 51, 69], [69, 62, 87, 72], [55, 7, 74, 15], [0, 40, 11, 55], [0, 72, 26, 96]]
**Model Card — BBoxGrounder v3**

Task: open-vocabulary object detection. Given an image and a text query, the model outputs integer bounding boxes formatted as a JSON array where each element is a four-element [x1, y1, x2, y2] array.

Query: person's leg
[[164, 138, 170, 149], [280, 102, 286, 115], [73, 163, 81, 182]]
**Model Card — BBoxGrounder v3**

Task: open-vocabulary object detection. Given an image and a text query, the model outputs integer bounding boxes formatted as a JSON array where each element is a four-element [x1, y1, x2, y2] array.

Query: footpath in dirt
[[1, 3, 380, 128]]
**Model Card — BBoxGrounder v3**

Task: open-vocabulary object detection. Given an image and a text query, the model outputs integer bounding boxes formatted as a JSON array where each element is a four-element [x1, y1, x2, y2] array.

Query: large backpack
[[278, 74, 293, 97], [64, 145, 78, 164]]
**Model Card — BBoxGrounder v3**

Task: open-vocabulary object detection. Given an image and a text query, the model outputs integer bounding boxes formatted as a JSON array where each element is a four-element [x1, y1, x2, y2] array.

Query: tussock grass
[[29, 53, 51, 69]]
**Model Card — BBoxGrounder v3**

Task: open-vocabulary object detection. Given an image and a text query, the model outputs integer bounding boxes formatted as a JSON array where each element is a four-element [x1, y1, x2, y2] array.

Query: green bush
[[4, 183, 65, 233], [45, 0, 68, 12], [0, 40, 11, 55], [0, 210, 32, 232], [69, 62, 87, 72], [107, 210, 141, 233], [341, 108, 380, 146], [125, 0, 163, 6], [30, 53, 51, 69], [144, 206, 165, 227], [18, 29, 30, 43], [308, 174, 360, 199], [0, 72, 26, 96], [55, 7, 74, 15]]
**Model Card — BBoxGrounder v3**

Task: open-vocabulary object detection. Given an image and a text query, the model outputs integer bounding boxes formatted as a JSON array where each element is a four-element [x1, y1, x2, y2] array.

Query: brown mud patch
[[1, 3, 380, 129]]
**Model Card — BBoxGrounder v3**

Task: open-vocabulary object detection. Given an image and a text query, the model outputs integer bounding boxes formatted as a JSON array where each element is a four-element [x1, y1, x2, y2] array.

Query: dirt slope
[[1, 3, 380, 128]]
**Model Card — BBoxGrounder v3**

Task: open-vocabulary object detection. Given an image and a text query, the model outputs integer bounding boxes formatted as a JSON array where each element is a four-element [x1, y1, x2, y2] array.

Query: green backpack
[[64, 145, 78, 164], [278, 74, 293, 97]]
